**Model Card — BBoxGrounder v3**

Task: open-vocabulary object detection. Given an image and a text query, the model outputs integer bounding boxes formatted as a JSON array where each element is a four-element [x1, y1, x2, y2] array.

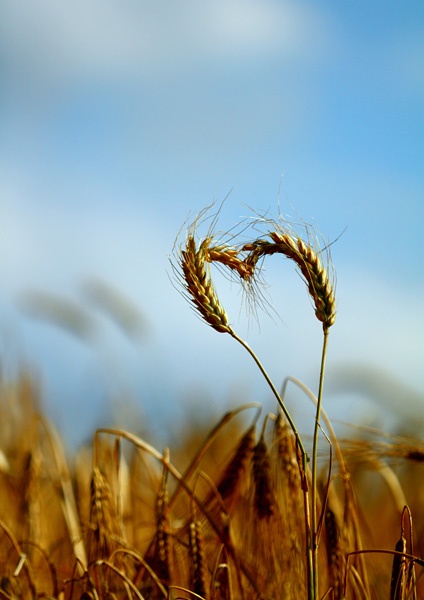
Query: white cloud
[[0, 0, 333, 93]]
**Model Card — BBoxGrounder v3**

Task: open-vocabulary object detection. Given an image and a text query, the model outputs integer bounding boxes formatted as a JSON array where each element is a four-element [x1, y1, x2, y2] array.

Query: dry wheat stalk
[[211, 546, 233, 600]]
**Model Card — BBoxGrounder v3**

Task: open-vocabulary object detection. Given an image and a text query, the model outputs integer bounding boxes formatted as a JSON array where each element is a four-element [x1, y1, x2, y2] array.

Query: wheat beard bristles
[[180, 235, 232, 334], [243, 231, 336, 330]]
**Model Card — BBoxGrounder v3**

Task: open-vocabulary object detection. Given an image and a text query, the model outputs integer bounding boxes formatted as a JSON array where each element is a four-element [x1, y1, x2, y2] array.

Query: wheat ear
[[324, 506, 344, 599], [155, 454, 173, 587], [188, 519, 209, 599], [214, 425, 256, 511], [252, 436, 274, 521], [243, 231, 336, 331], [180, 235, 232, 334], [87, 467, 123, 564], [205, 240, 254, 280]]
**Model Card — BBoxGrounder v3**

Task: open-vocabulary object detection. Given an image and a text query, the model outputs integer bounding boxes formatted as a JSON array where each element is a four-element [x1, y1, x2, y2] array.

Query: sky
[[0, 1, 423, 450]]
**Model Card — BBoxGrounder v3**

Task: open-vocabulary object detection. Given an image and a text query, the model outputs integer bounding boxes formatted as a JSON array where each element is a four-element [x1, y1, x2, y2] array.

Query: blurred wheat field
[[0, 371, 423, 600]]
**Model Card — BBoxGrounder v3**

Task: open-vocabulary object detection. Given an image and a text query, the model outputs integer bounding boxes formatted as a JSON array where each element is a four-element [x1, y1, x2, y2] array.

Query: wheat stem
[[229, 330, 314, 600], [311, 328, 330, 596], [228, 331, 304, 459]]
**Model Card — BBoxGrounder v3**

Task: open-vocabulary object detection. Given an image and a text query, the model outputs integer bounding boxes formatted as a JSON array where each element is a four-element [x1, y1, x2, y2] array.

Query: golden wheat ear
[[205, 241, 254, 281], [87, 466, 124, 564], [243, 229, 336, 331], [188, 518, 209, 599], [213, 425, 256, 512], [390, 505, 417, 600], [252, 435, 275, 521], [153, 452, 173, 588], [179, 234, 232, 334]]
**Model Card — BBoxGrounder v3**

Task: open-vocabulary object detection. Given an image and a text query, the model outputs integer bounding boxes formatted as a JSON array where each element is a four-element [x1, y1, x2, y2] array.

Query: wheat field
[[0, 207, 422, 599]]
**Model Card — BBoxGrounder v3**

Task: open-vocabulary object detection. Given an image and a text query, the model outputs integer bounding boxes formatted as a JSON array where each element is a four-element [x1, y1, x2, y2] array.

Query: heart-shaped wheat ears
[[172, 206, 336, 600]]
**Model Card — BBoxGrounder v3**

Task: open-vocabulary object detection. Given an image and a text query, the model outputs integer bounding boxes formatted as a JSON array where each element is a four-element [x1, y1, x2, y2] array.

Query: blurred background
[[0, 0, 423, 450]]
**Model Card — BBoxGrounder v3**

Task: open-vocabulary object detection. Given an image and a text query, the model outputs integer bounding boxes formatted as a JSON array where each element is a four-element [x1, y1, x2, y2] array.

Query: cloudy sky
[[1, 1, 423, 449]]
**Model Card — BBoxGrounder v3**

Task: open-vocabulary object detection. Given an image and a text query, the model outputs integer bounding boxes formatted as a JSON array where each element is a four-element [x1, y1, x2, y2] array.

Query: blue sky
[[0, 1, 423, 449]]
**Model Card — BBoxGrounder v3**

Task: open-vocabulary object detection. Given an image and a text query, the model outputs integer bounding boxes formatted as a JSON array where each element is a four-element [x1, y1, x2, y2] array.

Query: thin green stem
[[311, 327, 330, 596], [229, 329, 314, 600]]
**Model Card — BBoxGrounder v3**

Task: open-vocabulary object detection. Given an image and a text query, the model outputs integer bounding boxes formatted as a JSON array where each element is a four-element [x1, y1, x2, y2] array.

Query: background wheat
[[0, 372, 423, 599]]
